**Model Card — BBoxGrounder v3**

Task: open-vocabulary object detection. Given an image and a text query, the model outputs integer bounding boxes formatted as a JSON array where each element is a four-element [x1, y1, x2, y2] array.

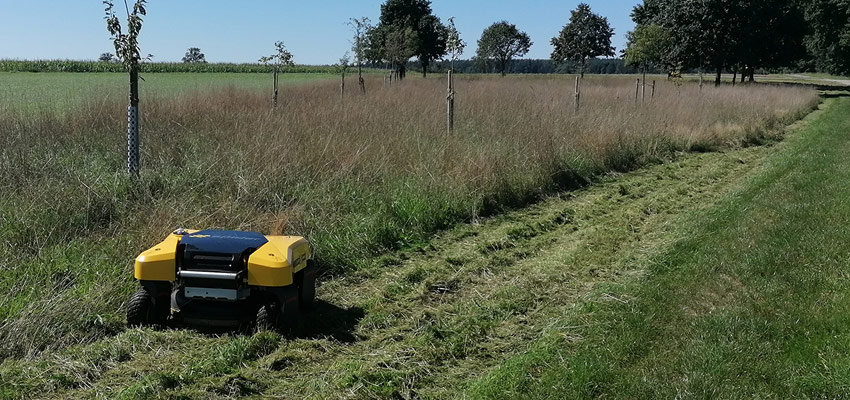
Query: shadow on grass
[[164, 299, 364, 343], [298, 300, 365, 343]]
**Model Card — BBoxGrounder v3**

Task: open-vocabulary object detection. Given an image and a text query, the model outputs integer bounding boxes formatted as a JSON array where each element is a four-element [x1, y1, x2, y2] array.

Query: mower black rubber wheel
[[127, 288, 155, 328], [255, 302, 278, 333], [297, 260, 317, 312], [256, 286, 301, 335]]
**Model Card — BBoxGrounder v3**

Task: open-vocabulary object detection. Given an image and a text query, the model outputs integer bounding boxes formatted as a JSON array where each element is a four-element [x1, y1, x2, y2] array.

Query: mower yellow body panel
[[134, 230, 199, 281], [134, 230, 310, 287], [247, 236, 311, 287]]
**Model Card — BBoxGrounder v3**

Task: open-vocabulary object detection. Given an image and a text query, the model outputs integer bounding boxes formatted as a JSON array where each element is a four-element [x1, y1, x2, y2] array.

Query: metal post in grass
[[574, 75, 581, 113], [104, 0, 148, 176]]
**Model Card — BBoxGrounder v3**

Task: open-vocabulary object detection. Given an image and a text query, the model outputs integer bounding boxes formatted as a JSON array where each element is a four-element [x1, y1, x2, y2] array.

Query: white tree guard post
[[447, 70, 455, 134], [127, 105, 139, 175]]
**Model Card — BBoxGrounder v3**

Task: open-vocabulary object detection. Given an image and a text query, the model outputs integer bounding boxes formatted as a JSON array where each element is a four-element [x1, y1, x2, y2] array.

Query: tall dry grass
[[0, 74, 818, 358]]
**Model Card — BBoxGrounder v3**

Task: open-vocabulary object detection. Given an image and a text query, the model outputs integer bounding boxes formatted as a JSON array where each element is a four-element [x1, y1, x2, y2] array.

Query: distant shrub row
[[0, 60, 350, 73]]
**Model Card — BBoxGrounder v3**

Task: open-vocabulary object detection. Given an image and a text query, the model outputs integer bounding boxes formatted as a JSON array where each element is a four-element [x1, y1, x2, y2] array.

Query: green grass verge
[[466, 95, 850, 398]]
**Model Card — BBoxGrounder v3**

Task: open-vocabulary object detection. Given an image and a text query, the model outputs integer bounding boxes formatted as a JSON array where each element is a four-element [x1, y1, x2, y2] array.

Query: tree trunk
[[127, 65, 140, 176], [574, 75, 581, 113], [748, 68, 755, 83], [732, 69, 737, 87], [635, 78, 640, 104], [500, 58, 507, 77], [580, 58, 586, 79], [642, 68, 647, 103], [715, 65, 722, 87], [422, 59, 428, 78]]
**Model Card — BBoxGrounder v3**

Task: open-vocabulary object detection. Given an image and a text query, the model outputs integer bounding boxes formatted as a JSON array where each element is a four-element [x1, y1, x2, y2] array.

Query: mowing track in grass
[[468, 95, 850, 398]]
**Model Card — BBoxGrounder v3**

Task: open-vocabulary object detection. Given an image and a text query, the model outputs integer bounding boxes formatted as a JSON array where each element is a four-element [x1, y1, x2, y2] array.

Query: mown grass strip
[[467, 96, 850, 398]]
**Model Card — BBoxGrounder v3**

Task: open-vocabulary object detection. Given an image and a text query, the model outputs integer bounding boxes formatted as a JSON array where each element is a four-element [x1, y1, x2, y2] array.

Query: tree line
[[627, 0, 850, 84]]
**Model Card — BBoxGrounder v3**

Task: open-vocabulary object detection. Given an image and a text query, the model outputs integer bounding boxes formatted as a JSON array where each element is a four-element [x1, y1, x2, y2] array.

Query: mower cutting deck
[[127, 229, 316, 333]]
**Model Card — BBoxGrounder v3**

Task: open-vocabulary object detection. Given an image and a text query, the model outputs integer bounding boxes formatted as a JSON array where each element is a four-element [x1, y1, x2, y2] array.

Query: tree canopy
[[551, 3, 615, 77], [630, 0, 807, 83], [98, 52, 116, 63], [444, 17, 466, 71], [623, 24, 672, 73], [367, 0, 448, 78], [803, 0, 850, 75], [475, 21, 532, 76], [182, 47, 206, 63]]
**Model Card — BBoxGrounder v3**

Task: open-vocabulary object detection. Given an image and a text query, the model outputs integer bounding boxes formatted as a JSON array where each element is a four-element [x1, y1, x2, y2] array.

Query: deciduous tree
[[370, 0, 447, 78], [551, 3, 615, 78], [259, 41, 295, 107], [475, 21, 532, 76], [104, 0, 149, 176], [98, 52, 116, 62], [182, 47, 206, 63], [349, 17, 372, 94], [624, 24, 672, 87], [803, 0, 850, 75], [444, 17, 466, 72]]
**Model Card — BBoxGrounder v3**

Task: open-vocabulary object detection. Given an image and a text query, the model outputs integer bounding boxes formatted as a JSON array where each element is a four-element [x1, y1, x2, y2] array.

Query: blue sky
[[0, 1, 638, 64]]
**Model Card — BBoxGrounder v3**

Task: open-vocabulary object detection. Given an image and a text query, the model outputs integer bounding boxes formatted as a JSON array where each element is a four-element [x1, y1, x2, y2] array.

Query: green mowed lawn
[[0, 72, 335, 114], [469, 95, 850, 398]]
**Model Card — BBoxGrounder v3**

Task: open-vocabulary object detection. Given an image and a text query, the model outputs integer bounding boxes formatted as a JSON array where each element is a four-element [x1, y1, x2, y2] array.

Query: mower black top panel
[[180, 230, 269, 255]]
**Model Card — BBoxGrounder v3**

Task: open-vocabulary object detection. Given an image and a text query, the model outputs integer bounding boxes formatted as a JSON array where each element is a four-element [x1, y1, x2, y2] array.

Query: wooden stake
[[635, 79, 640, 104], [699, 69, 704, 91], [574, 75, 581, 113], [651, 80, 656, 100], [272, 65, 279, 108], [340, 70, 345, 101]]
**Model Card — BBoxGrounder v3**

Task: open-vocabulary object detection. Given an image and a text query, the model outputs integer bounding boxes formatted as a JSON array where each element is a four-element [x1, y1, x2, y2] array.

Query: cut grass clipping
[[467, 95, 850, 399]]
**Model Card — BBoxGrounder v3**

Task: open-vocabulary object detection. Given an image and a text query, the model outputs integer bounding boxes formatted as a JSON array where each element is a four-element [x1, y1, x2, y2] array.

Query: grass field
[[0, 72, 824, 398], [0, 72, 337, 114]]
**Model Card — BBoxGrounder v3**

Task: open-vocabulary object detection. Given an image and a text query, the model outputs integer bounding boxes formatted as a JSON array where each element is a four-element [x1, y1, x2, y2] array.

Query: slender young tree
[[624, 24, 672, 101], [259, 41, 295, 108], [476, 21, 532, 76], [445, 16, 466, 72], [104, 0, 148, 176], [349, 17, 372, 94], [338, 53, 351, 100], [550, 3, 616, 78]]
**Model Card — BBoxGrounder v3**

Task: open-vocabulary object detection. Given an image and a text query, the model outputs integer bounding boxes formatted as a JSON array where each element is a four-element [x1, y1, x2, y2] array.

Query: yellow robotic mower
[[127, 229, 316, 333]]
